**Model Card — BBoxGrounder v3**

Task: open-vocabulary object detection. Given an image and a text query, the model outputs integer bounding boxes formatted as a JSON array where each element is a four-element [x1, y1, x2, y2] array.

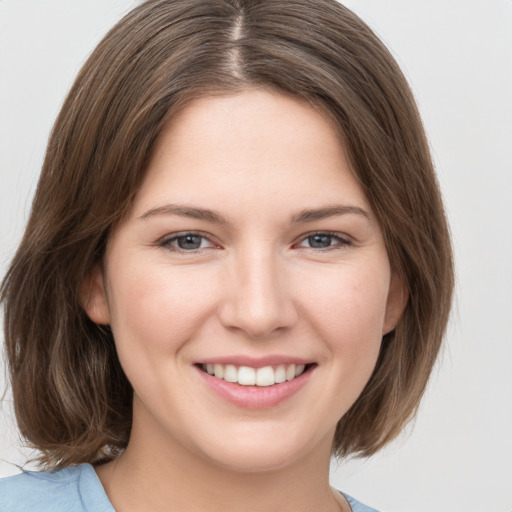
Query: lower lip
[[195, 366, 314, 409]]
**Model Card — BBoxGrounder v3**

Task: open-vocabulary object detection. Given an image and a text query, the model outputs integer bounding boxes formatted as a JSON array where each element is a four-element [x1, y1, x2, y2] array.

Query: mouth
[[194, 357, 317, 408], [197, 362, 316, 387]]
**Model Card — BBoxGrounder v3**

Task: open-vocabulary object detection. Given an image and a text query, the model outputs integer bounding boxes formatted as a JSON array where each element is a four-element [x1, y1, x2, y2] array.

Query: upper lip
[[196, 355, 314, 368]]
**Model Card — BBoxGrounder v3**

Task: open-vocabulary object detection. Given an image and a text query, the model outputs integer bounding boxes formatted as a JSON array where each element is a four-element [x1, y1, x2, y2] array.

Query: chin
[[193, 425, 330, 474], [203, 446, 305, 474]]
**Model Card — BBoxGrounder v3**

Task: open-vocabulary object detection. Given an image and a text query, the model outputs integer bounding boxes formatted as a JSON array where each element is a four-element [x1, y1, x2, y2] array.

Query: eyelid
[[157, 230, 221, 252], [156, 230, 352, 253], [293, 231, 353, 249]]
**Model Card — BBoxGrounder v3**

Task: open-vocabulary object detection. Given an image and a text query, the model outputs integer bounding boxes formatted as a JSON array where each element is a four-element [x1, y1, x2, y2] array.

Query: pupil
[[309, 234, 331, 248], [178, 235, 202, 250]]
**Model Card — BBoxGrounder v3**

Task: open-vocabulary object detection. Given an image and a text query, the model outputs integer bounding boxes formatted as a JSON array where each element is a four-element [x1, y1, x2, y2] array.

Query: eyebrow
[[290, 205, 371, 223], [139, 203, 370, 224], [139, 204, 229, 224]]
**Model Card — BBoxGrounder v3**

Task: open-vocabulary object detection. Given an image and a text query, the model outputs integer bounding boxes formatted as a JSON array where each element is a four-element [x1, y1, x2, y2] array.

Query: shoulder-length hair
[[1, 0, 453, 468]]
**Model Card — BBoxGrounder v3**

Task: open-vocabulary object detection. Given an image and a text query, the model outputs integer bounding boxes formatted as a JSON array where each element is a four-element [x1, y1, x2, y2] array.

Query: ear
[[80, 264, 111, 325], [382, 271, 408, 335]]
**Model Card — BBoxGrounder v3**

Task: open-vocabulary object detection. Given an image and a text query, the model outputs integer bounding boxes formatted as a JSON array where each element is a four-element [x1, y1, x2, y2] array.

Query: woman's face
[[85, 89, 405, 472]]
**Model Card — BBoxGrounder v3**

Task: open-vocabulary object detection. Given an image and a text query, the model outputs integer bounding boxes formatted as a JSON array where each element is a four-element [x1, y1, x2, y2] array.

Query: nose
[[217, 250, 298, 339]]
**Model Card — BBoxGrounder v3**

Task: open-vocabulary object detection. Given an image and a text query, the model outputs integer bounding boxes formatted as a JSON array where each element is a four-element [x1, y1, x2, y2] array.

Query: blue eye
[[160, 232, 215, 252], [297, 233, 350, 249]]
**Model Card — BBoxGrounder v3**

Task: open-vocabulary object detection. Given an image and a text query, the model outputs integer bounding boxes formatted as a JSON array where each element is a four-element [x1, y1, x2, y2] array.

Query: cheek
[[106, 259, 219, 357], [296, 262, 390, 357]]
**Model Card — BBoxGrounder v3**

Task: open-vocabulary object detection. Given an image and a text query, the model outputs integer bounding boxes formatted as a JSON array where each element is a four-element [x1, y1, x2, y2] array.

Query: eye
[[159, 232, 217, 252], [296, 232, 351, 250]]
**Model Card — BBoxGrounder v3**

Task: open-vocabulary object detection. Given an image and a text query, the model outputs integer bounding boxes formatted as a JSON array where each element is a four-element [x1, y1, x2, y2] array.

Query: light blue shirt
[[0, 463, 380, 511]]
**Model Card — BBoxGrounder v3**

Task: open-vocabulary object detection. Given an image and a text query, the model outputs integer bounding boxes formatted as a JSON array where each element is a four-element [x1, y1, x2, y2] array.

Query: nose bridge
[[219, 244, 297, 338]]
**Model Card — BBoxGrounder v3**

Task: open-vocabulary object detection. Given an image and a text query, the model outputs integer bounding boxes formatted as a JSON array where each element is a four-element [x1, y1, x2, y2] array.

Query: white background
[[1, 1, 511, 511]]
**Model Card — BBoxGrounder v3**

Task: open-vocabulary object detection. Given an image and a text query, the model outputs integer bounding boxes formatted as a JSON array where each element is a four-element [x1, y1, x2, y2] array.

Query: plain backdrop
[[1, 1, 511, 511]]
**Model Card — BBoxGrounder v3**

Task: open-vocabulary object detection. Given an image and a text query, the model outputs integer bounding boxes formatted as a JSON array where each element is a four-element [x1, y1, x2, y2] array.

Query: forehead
[[130, 89, 370, 218]]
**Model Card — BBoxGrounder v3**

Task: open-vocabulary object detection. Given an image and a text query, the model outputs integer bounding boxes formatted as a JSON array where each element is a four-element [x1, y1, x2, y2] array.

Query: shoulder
[[341, 491, 381, 512], [0, 464, 82, 511], [0, 463, 114, 512]]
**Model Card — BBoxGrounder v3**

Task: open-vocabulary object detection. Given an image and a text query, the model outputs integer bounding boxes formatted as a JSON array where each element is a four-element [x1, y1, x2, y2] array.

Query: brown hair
[[1, 0, 453, 468]]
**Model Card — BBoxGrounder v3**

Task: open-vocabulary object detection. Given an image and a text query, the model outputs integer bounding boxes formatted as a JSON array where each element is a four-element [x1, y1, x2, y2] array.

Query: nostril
[[217, 296, 298, 339]]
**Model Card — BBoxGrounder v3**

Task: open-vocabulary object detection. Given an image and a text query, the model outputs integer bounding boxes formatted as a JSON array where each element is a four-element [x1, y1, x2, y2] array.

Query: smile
[[195, 358, 316, 408], [200, 363, 310, 387]]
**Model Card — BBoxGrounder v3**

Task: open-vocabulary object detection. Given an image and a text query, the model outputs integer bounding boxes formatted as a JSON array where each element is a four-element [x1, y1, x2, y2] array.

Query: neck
[[95, 400, 344, 512]]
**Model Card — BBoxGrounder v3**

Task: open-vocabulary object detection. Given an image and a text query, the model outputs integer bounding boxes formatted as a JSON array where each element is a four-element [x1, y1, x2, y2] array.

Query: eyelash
[[158, 231, 352, 253], [158, 231, 218, 252], [294, 231, 352, 250]]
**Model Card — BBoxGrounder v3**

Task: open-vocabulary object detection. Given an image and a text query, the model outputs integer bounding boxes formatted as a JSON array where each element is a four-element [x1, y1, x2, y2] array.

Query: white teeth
[[214, 364, 224, 379], [237, 366, 256, 385], [224, 364, 237, 383], [274, 365, 286, 384], [256, 366, 275, 387], [202, 363, 309, 386]]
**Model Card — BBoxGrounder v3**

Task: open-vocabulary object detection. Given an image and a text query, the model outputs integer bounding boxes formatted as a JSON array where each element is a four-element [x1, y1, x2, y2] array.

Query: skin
[[84, 89, 406, 512]]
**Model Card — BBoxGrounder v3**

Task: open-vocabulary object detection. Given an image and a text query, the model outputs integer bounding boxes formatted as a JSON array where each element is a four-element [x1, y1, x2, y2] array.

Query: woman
[[0, 1, 453, 511]]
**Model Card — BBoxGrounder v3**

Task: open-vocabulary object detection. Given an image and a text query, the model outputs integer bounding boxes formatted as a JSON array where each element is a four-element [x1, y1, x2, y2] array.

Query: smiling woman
[[0, 1, 453, 512], [82, 91, 403, 487]]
